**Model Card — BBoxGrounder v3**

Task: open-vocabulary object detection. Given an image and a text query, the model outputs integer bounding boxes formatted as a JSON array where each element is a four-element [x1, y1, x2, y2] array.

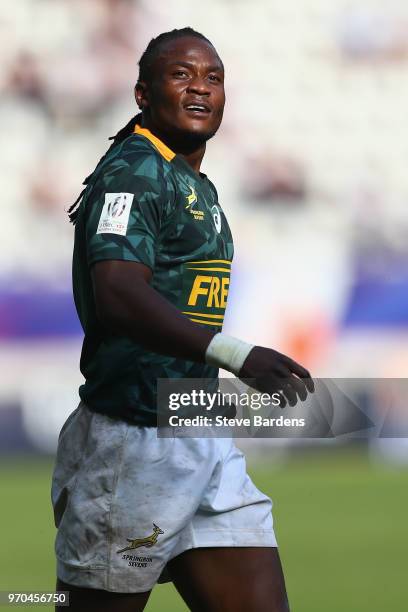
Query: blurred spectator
[[6, 51, 47, 106], [337, 6, 408, 62], [240, 152, 307, 204], [28, 158, 72, 214]]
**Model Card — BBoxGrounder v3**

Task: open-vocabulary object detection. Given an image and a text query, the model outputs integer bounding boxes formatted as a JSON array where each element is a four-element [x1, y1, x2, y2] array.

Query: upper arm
[[85, 154, 173, 271], [91, 259, 152, 323]]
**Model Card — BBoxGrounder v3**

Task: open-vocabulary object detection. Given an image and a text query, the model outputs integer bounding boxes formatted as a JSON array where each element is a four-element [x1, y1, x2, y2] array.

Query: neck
[[141, 116, 206, 174], [178, 145, 206, 174]]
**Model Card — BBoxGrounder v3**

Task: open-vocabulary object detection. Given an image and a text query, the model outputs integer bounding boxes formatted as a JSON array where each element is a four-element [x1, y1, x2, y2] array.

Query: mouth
[[183, 102, 211, 116]]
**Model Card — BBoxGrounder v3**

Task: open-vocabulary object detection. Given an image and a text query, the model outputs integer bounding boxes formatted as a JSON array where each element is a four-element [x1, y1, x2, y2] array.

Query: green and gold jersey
[[72, 125, 234, 425]]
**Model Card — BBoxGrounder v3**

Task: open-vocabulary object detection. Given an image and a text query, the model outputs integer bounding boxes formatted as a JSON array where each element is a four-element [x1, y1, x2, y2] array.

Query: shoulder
[[116, 134, 175, 182], [93, 135, 176, 197], [205, 176, 219, 201]]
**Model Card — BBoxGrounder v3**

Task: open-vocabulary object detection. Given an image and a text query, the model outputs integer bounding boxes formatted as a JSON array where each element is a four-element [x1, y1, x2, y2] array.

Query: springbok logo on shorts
[[116, 523, 164, 553]]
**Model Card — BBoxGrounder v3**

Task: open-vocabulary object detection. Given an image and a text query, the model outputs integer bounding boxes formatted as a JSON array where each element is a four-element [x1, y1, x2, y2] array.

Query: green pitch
[[1, 448, 407, 611]]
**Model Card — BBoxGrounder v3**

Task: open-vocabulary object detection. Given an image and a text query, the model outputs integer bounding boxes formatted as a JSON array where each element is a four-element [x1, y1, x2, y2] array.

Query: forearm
[[91, 262, 313, 406], [94, 268, 216, 362]]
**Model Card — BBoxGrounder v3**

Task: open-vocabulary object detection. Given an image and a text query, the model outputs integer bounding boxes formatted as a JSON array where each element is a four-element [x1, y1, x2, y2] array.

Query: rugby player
[[52, 27, 313, 612]]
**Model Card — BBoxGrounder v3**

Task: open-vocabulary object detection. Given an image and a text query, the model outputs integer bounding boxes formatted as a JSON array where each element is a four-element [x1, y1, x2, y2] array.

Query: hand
[[238, 346, 314, 408]]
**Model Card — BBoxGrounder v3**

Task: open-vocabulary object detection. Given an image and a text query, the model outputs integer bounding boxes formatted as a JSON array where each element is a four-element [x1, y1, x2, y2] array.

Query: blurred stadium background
[[1, 0, 408, 610]]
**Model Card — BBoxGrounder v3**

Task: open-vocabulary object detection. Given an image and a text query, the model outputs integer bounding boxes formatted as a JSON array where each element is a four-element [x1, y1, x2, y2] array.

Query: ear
[[135, 81, 149, 110]]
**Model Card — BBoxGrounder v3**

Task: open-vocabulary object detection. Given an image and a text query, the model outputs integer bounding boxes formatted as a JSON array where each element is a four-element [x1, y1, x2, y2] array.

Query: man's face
[[137, 36, 225, 146]]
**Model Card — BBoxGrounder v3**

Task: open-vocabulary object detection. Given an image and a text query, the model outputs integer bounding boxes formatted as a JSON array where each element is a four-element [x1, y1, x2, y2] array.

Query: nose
[[187, 75, 210, 95]]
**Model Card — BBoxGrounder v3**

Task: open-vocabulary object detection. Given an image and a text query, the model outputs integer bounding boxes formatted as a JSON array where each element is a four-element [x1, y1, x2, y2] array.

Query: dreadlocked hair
[[67, 27, 217, 224], [67, 113, 141, 224]]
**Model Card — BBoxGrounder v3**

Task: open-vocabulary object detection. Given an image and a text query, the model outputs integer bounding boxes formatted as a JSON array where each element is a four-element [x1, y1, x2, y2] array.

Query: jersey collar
[[134, 124, 175, 162]]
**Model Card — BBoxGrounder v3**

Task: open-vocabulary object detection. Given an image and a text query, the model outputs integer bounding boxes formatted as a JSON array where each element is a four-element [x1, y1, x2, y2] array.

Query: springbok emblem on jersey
[[185, 185, 198, 209], [116, 524, 164, 553]]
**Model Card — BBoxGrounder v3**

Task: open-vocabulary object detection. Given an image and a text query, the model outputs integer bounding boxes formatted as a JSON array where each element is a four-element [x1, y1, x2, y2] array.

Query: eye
[[173, 70, 188, 78], [208, 74, 221, 83]]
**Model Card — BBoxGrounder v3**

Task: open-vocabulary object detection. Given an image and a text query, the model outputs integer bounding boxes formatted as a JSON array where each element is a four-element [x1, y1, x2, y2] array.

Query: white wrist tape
[[205, 333, 254, 376]]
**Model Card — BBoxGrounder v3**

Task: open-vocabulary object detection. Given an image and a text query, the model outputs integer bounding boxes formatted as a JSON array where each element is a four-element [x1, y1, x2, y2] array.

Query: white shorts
[[51, 402, 277, 593]]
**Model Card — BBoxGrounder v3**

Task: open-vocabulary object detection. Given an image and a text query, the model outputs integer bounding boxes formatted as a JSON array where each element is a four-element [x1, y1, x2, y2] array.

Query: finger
[[289, 375, 308, 402], [255, 376, 287, 408], [283, 358, 314, 392], [304, 376, 315, 393], [274, 388, 287, 409], [281, 382, 298, 407], [263, 368, 299, 406], [283, 356, 311, 379], [291, 375, 314, 395]]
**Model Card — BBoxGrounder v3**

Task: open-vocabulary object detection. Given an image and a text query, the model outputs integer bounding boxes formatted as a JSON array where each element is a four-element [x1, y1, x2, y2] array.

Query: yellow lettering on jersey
[[207, 277, 220, 308], [220, 277, 230, 308], [188, 275, 212, 306]]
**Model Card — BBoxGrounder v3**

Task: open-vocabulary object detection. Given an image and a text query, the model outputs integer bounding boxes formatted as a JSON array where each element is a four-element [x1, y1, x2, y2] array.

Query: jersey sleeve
[[85, 156, 172, 270]]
